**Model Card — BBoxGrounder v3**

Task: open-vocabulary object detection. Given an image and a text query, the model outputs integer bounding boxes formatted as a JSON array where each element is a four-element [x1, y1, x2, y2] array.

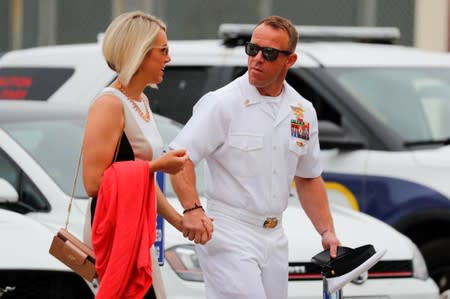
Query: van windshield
[[0, 67, 74, 100], [328, 67, 450, 144]]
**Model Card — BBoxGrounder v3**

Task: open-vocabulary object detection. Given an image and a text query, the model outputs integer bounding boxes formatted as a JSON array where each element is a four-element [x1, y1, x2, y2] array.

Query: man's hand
[[321, 231, 340, 258], [181, 208, 214, 244]]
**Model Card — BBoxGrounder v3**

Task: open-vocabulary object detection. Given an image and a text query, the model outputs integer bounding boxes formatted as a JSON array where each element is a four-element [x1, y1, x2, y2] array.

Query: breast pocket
[[287, 139, 308, 177], [226, 134, 264, 177]]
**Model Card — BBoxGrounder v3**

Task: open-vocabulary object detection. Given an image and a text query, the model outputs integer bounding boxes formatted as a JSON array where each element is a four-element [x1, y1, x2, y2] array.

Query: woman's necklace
[[117, 81, 151, 122]]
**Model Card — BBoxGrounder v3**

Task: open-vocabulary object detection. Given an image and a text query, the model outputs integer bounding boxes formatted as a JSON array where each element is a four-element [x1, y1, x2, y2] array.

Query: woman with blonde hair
[[82, 11, 212, 299]]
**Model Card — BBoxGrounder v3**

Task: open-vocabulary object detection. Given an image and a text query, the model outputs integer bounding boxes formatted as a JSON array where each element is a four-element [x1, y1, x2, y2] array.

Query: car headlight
[[410, 240, 429, 280], [165, 245, 204, 282]]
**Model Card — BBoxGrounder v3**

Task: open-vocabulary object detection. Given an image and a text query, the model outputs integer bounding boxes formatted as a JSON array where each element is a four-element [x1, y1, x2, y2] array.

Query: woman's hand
[[150, 148, 188, 174]]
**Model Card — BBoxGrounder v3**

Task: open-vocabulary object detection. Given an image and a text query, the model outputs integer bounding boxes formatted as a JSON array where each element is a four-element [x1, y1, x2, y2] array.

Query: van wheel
[[421, 238, 450, 293]]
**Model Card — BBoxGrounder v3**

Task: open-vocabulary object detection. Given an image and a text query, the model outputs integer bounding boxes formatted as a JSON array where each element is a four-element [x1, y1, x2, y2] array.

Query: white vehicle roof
[[3, 36, 450, 70], [300, 42, 450, 67]]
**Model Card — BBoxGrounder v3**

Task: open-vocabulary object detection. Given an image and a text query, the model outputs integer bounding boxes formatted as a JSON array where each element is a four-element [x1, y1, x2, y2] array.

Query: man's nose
[[254, 50, 265, 62]]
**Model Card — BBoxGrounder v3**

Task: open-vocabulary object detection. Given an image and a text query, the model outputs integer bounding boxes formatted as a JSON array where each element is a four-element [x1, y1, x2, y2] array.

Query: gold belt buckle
[[263, 217, 278, 229]]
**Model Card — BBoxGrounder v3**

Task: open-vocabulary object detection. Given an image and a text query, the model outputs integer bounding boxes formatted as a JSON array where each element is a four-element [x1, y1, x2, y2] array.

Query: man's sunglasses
[[245, 42, 292, 61]]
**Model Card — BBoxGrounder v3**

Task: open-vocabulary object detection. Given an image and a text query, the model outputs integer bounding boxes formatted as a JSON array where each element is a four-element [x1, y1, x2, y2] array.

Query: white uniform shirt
[[170, 72, 322, 215]]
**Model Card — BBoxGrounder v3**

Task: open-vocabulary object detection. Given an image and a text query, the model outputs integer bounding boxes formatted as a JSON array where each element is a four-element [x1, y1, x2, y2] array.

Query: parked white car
[[0, 208, 94, 298], [0, 101, 440, 298], [0, 25, 449, 293]]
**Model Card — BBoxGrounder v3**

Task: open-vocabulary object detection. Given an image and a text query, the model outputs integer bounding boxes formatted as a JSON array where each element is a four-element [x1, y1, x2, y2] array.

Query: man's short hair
[[257, 16, 298, 52]]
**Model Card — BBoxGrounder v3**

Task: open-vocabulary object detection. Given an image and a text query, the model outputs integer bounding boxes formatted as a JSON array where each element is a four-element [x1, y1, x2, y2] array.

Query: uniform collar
[[238, 72, 303, 126], [238, 72, 263, 107]]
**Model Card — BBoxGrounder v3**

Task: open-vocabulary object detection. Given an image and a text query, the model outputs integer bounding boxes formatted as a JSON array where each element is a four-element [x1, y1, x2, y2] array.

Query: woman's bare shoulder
[[89, 93, 123, 115]]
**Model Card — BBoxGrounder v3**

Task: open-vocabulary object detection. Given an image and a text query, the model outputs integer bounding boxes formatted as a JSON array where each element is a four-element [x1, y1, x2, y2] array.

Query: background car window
[[0, 149, 19, 189], [0, 149, 50, 213], [2, 119, 87, 198], [0, 67, 74, 100], [328, 68, 450, 142], [146, 66, 212, 124]]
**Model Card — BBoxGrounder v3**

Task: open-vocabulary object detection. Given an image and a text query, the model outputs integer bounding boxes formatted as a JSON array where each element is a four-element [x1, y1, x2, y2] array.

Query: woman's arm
[[155, 183, 182, 232], [82, 95, 124, 197]]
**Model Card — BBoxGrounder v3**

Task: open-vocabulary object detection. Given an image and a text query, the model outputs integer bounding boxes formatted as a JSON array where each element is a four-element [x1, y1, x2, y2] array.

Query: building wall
[[58, 1, 111, 44], [0, 1, 10, 52], [0, 0, 441, 52], [414, 0, 448, 51]]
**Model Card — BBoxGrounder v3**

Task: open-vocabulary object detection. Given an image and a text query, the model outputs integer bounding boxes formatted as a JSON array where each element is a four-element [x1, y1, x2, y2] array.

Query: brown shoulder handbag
[[49, 228, 96, 281], [49, 147, 97, 282]]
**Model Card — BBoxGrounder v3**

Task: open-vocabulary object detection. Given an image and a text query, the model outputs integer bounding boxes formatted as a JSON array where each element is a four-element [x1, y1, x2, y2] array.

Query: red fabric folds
[[92, 161, 156, 299]]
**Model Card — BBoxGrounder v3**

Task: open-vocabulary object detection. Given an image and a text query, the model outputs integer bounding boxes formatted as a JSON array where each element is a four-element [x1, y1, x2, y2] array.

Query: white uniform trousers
[[196, 207, 288, 299]]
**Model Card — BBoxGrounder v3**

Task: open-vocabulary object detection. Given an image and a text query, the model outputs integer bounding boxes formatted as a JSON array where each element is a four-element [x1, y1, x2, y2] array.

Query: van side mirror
[[319, 121, 366, 150], [0, 178, 19, 203]]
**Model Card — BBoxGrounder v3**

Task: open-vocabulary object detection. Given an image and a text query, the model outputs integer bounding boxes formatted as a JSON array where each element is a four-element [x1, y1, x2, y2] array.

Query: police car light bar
[[218, 24, 401, 47]]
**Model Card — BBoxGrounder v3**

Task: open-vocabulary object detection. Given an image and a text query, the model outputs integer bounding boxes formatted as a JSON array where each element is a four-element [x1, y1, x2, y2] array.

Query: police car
[[0, 24, 449, 294], [0, 101, 440, 298]]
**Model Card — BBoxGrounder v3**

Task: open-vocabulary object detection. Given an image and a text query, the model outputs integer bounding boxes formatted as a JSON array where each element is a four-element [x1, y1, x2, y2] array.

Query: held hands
[[181, 208, 214, 245], [152, 148, 188, 174], [321, 231, 340, 258]]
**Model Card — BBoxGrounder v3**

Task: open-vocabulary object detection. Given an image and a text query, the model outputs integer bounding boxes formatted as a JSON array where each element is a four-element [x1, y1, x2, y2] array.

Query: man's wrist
[[320, 229, 330, 237]]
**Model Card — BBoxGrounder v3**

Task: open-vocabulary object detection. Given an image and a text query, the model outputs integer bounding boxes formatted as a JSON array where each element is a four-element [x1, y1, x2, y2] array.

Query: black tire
[[420, 238, 450, 293]]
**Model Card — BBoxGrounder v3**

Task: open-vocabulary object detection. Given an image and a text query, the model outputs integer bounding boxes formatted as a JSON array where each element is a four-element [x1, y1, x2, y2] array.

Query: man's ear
[[287, 52, 298, 68]]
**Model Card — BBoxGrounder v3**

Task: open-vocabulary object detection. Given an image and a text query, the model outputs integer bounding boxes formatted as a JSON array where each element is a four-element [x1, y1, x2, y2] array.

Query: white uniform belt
[[207, 200, 282, 229]]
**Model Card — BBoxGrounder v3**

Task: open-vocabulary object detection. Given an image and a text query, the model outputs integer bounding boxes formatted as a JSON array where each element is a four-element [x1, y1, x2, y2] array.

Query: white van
[[0, 25, 449, 294]]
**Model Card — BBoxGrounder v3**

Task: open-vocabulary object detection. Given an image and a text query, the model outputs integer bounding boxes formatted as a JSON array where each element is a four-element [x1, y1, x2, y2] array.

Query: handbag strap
[[64, 134, 122, 229]]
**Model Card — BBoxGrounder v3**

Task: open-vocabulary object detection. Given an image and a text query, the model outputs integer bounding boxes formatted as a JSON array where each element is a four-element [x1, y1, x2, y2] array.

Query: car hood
[[284, 199, 413, 262], [0, 209, 69, 270], [411, 145, 450, 169]]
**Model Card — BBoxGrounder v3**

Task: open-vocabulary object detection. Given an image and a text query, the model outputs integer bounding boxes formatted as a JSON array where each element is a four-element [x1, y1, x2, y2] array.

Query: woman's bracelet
[[183, 203, 204, 214]]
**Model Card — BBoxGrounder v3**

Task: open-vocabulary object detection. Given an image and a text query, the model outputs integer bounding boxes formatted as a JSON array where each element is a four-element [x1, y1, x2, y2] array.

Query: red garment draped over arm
[[92, 161, 156, 299]]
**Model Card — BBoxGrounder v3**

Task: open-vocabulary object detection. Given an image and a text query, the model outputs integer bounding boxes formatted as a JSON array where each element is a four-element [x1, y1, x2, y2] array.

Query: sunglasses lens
[[262, 48, 278, 61], [245, 43, 259, 57], [246, 43, 281, 61]]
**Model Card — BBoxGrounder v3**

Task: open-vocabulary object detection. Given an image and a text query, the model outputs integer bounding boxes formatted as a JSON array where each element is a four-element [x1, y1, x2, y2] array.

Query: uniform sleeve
[[169, 92, 229, 165], [296, 107, 323, 178]]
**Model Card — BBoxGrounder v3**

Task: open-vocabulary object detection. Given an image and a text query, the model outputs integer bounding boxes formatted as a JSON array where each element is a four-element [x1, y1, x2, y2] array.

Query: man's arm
[[294, 176, 339, 257], [170, 159, 213, 244]]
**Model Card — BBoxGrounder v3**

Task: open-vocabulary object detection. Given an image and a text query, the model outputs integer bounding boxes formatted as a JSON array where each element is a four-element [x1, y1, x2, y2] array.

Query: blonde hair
[[103, 11, 166, 87]]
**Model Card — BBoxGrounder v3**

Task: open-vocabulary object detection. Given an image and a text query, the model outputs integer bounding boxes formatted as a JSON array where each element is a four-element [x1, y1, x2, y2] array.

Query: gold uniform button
[[263, 217, 278, 229]]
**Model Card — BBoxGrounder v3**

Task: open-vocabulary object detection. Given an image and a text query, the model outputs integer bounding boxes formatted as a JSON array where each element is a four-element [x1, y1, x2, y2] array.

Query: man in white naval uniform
[[170, 15, 340, 299]]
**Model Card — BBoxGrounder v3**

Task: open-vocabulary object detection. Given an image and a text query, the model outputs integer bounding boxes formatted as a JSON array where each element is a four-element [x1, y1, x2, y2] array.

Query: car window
[[2, 119, 87, 198], [0, 149, 50, 213], [3, 113, 203, 199], [0, 67, 74, 100], [327, 67, 450, 142], [146, 66, 212, 124]]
